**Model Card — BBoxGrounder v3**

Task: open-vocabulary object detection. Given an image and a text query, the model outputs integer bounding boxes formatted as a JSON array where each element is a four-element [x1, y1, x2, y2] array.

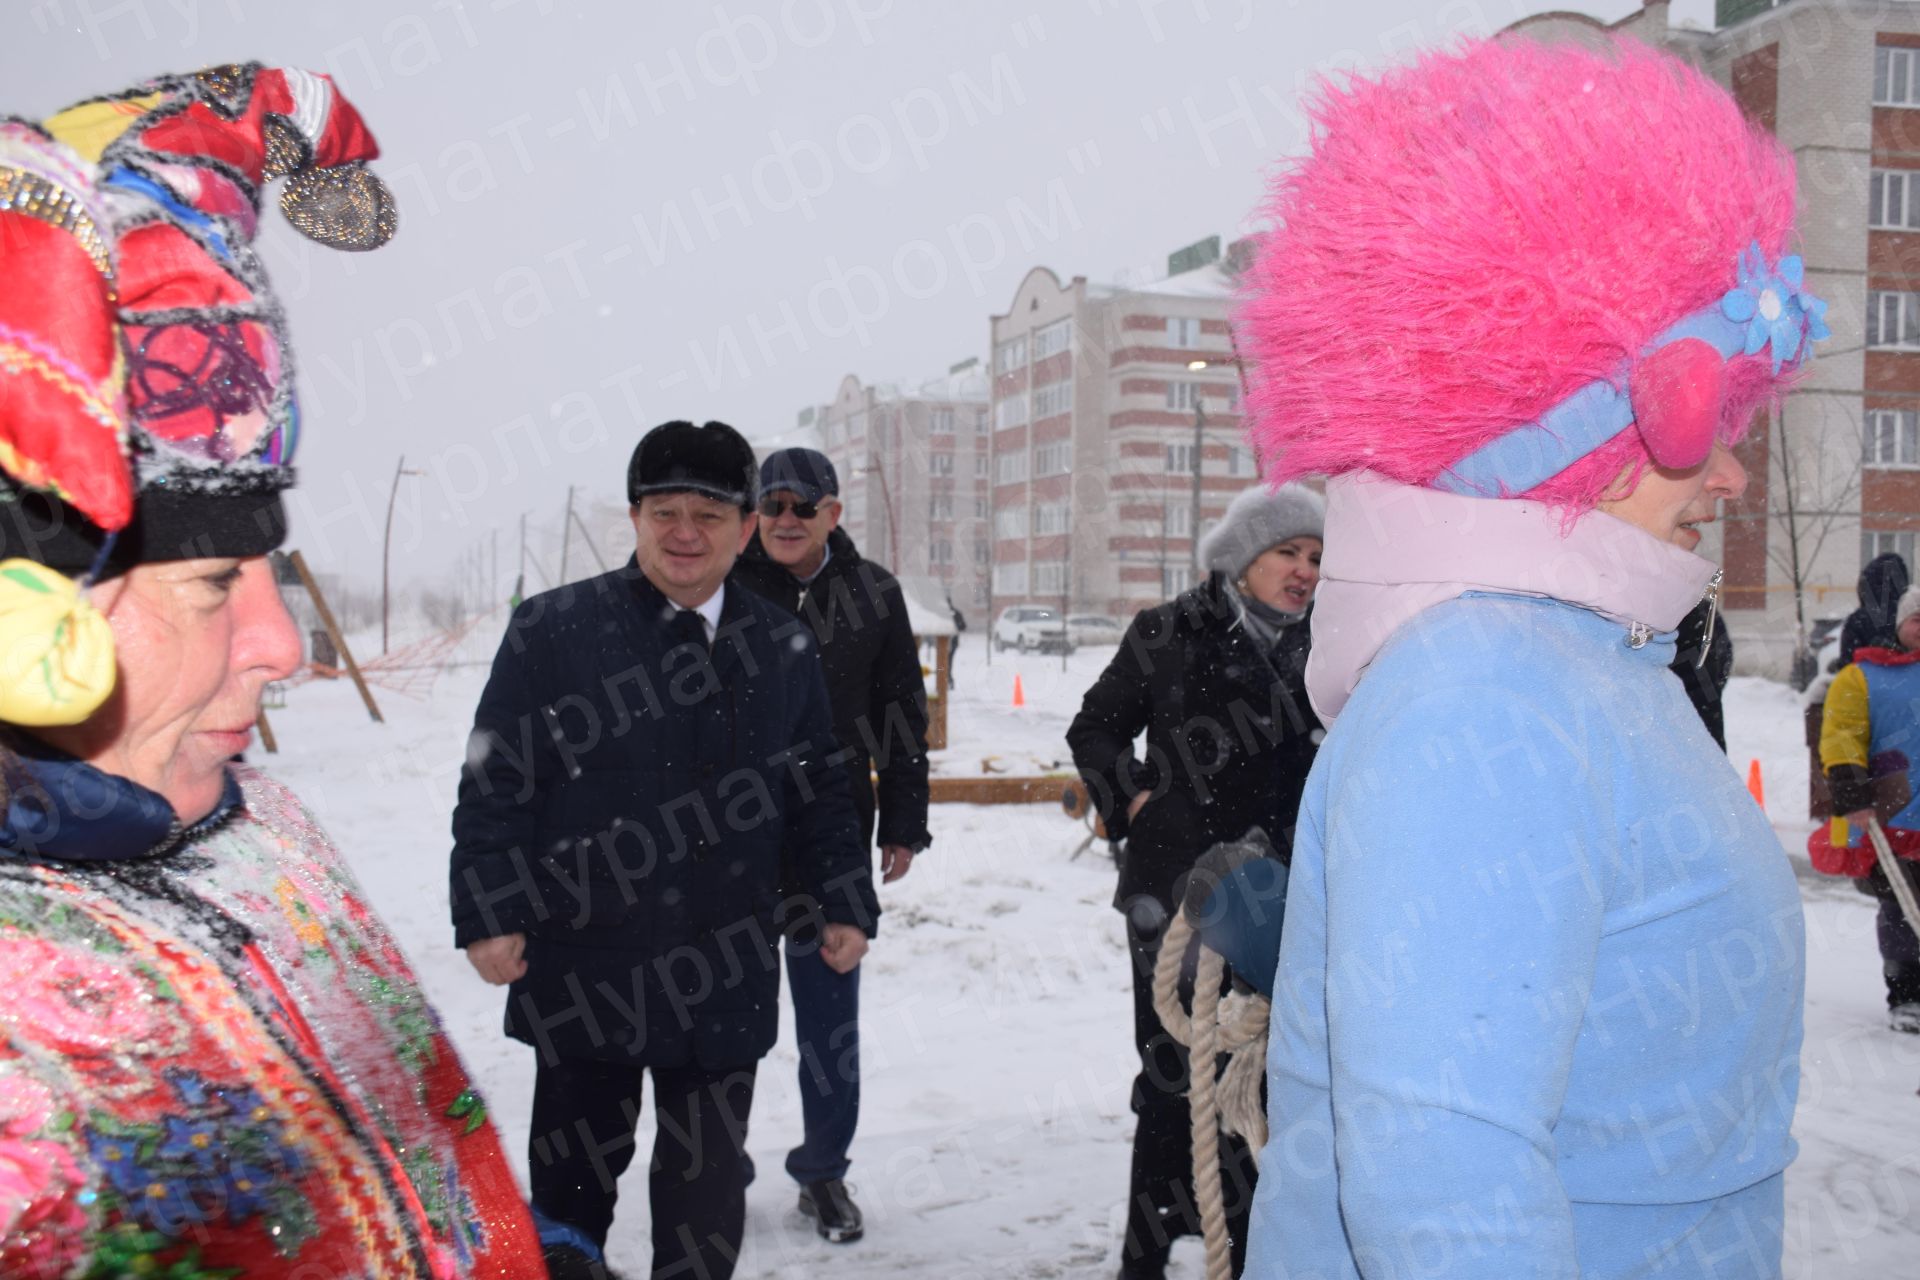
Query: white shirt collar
[[688, 582, 725, 642]]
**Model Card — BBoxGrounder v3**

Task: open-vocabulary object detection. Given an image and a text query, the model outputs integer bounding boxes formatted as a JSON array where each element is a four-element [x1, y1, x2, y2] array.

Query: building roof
[[1090, 261, 1236, 300]]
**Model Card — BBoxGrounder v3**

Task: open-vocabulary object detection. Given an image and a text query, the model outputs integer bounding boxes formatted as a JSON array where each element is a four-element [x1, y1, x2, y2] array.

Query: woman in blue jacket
[[1232, 39, 1816, 1278]]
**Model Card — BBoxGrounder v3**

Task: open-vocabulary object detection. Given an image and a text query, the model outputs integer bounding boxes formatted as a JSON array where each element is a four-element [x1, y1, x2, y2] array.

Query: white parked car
[[993, 605, 1073, 653], [1067, 614, 1125, 647]]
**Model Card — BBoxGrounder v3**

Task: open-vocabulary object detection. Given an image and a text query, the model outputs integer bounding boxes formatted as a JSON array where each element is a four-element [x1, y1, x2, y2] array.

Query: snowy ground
[[264, 626, 1920, 1278]]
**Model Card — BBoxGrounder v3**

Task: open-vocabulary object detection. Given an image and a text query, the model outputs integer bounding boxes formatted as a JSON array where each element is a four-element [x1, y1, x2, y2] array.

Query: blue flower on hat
[[1720, 242, 1830, 373]]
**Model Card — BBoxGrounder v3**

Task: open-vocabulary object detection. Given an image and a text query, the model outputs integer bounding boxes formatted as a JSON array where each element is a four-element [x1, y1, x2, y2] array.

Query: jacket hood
[[1306, 471, 1719, 725], [1858, 551, 1910, 620]]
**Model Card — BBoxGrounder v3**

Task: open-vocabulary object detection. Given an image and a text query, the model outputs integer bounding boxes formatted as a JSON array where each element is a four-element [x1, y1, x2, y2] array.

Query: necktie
[[671, 608, 708, 652]]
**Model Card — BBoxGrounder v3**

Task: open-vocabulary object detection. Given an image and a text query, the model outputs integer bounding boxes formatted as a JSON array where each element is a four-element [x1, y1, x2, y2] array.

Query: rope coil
[[1150, 909, 1272, 1280]]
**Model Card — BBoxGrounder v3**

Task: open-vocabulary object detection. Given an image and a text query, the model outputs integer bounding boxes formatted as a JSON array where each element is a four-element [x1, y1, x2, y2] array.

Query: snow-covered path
[[265, 637, 1920, 1277]]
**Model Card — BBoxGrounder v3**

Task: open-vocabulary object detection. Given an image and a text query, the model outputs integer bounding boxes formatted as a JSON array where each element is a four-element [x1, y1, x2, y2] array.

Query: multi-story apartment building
[[985, 248, 1260, 621], [1511, 0, 1920, 675], [801, 363, 991, 609]]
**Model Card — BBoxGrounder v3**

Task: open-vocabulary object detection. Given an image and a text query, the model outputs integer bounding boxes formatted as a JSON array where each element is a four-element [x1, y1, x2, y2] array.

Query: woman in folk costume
[[0, 67, 544, 1277], [1234, 39, 1819, 1278]]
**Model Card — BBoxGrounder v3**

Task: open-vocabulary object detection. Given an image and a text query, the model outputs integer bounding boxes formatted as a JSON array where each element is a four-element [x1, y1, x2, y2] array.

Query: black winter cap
[[627, 420, 757, 510]]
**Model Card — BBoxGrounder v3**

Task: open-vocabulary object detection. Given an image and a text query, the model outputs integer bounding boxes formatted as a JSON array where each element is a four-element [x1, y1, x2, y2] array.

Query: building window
[[1035, 439, 1074, 476], [1865, 529, 1918, 568], [1034, 561, 1070, 594], [1867, 408, 1920, 467], [1228, 446, 1253, 477], [1869, 291, 1920, 349], [1033, 318, 1073, 360], [931, 540, 953, 565], [1878, 46, 1920, 108], [1034, 502, 1071, 535], [1167, 317, 1202, 349], [1166, 443, 1198, 474], [995, 392, 1030, 429], [975, 454, 990, 478], [1161, 565, 1196, 597], [930, 452, 955, 476], [930, 494, 954, 519], [1033, 381, 1074, 418], [1165, 503, 1193, 537], [995, 505, 1028, 538], [974, 497, 989, 518], [974, 407, 989, 433], [995, 336, 1028, 372], [1166, 381, 1200, 411], [993, 562, 1028, 594], [997, 451, 1030, 483], [975, 540, 990, 565], [1872, 170, 1920, 230], [932, 407, 955, 433]]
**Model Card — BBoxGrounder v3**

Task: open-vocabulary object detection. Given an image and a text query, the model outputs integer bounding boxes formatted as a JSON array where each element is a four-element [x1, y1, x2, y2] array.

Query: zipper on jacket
[[1696, 568, 1723, 670]]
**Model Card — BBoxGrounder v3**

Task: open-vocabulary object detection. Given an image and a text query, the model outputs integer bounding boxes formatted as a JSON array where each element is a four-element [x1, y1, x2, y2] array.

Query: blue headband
[[1433, 243, 1830, 499]]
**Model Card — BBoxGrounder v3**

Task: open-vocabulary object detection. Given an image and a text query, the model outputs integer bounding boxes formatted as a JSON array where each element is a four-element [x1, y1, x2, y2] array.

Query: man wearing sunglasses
[[732, 446, 932, 1246]]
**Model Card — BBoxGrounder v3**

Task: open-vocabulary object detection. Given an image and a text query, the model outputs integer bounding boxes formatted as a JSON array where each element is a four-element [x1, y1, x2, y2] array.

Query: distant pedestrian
[[1067, 484, 1325, 1279]]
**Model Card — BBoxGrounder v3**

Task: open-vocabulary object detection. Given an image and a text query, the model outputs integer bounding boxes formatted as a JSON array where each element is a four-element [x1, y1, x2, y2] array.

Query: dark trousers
[[772, 766, 873, 1186], [1872, 864, 1920, 1007], [1123, 910, 1257, 1276], [529, 1056, 758, 1280], [783, 937, 860, 1184]]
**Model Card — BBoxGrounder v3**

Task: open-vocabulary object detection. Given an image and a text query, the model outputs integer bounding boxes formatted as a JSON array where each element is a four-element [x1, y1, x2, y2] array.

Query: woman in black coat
[[1067, 484, 1326, 1280]]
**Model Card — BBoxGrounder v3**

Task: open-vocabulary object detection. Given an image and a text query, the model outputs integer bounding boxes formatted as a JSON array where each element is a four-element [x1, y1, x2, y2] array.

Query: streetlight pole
[[1188, 360, 1209, 576], [381, 454, 423, 654]]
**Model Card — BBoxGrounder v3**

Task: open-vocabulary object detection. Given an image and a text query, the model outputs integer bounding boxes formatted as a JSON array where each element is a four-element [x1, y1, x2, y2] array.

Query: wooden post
[[255, 706, 279, 754], [928, 635, 950, 751], [288, 549, 384, 725]]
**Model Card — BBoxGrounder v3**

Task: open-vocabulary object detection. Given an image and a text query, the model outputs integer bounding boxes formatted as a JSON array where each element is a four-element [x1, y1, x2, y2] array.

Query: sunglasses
[[758, 497, 824, 519]]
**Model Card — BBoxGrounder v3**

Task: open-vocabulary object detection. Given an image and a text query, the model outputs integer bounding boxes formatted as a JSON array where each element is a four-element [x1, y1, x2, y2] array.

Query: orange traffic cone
[[1747, 758, 1765, 809], [1012, 674, 1026, 708]]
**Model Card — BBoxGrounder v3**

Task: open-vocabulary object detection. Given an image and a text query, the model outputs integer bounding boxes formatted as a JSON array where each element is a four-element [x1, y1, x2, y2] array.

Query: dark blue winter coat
[[449, 559, 878, 1071]]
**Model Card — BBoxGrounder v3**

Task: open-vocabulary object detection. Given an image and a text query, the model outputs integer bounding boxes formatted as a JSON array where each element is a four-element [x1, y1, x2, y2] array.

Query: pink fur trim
[[1233, 37, 1798, 510]]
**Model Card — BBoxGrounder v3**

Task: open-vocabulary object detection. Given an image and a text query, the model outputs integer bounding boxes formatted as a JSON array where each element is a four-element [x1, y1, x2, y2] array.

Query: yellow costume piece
[[0, 558, 116, 725], [41, 94, 162, 162], [1821, 664, 1872, 772]]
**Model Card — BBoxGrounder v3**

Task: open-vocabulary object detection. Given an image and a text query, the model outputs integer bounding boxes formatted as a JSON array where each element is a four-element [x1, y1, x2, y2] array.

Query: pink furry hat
[[1235, 38, 1825, 509]]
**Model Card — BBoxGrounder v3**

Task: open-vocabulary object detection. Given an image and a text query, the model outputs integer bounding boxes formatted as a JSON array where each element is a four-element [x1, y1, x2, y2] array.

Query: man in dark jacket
[[729, 446, 930, 1244], [449, 421, 879, 1280]]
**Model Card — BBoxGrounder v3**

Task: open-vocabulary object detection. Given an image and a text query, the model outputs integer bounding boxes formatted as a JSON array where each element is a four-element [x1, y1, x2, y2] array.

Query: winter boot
[[542, 1243, 628, 1280], [1891, 1002, 1920, 1034], [1117, 1243, 1171, 1279], [798, 1178, 864, 1243]]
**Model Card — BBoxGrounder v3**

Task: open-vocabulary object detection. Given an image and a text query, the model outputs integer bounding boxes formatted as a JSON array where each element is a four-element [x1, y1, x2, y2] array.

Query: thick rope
[[1150, 910, 1274, 1280]]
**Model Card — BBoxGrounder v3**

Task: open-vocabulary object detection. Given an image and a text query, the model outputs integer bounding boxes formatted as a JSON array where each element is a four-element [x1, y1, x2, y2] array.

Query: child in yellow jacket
[[1816, 585, 1920, 1032]]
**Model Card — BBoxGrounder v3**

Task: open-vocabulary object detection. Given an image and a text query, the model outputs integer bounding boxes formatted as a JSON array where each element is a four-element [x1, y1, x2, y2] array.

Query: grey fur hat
[[1198, 483, 1326, 578]]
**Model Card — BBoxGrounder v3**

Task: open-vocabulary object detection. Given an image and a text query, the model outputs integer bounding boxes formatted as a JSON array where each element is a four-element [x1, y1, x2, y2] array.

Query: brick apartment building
[[984, 248, 1260, 621], [801, 364, 991, 610], [1516, 0, 1920, 674]]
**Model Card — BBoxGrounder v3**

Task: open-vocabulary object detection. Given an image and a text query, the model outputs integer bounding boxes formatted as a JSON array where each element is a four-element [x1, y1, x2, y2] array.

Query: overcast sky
[[2, 0, 1715, 590]]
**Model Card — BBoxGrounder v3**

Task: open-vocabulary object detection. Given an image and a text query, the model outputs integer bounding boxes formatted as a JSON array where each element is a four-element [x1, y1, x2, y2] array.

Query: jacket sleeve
[[786, 632, 882, 937], [1065, 610, 1160, 842], [1821, 664, 1873, 812], [868, 581, 932, 851], [1320, 683, 1600, 1276], [449, 604, 558, 948]]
